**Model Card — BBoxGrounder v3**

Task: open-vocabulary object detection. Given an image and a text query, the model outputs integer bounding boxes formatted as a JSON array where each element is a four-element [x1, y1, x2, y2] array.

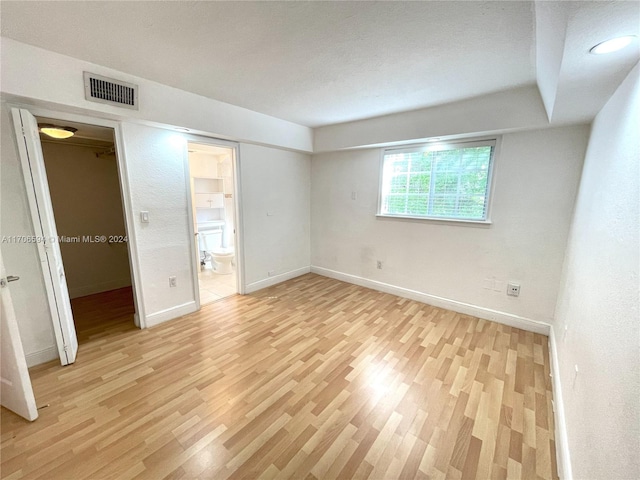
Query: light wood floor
[[1, 274, 557, 480]]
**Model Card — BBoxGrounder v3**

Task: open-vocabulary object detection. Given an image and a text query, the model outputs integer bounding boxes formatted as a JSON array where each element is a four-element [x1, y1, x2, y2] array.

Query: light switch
[[141, 211, 149, 223]]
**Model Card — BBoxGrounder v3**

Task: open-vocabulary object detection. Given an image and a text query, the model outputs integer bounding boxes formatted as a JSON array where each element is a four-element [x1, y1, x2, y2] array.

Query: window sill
[[376, 214, 492, 227]]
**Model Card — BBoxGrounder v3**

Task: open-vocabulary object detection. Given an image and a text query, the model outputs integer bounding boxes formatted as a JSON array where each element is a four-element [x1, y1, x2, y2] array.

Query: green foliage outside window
[[381, 143, 494, 221]]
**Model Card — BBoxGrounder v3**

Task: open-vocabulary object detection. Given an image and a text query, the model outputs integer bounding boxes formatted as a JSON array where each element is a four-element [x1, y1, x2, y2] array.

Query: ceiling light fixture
[[38, 124, 78, 139], [589, 35, 637, 55]]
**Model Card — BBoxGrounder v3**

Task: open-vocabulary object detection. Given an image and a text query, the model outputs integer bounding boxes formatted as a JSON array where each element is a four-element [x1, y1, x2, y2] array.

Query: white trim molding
[[245, 267, 311, 294], [549, 326, 573, 480], [25, 346, 58, 367], [311, 266, 551, 335], [145, 301, 198, 328]]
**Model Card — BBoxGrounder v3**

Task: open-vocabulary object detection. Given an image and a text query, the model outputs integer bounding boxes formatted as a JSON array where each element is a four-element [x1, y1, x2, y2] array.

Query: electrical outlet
[[169, 276, 177, 287], [377, 260, 382, 269], [351, 191, 357, 200], [268, 270, 275, 277], [507, 283, 520, 297]]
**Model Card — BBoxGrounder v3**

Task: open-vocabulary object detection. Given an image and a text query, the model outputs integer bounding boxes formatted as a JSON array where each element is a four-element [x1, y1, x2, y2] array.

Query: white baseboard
[[245, 267, 311, 294], [26, 346, 58, 367], [145, 301, 197, 328], [69, 279, 132, 299], [549, 327, 572, 480], [311, 266, 551, 335]]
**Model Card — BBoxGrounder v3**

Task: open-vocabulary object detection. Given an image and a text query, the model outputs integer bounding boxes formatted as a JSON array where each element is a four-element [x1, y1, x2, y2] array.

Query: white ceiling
[[2, 1, 638, 128]]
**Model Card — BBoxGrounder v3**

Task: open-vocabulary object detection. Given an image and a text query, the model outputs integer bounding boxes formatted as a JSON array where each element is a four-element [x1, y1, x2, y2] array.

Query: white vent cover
[[83, 72, 138, 110]]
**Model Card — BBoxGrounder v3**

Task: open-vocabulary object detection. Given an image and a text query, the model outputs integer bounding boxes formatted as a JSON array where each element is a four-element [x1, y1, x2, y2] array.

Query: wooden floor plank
[[1, 275, 557, 479]]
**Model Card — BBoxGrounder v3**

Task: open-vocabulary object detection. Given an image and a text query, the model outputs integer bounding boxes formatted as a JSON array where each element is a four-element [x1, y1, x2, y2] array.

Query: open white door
[[11, 108, 78, 365], [1, 252, 38, 421]]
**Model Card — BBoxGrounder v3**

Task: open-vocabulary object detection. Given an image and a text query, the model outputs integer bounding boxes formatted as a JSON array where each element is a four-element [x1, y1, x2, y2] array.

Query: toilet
[[210, 247, 234, 274], [197, 224, 235, 274]]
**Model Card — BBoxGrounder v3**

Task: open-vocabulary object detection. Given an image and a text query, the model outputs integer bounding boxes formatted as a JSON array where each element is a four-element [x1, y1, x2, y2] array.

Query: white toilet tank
[[197, 224, 223, 252]]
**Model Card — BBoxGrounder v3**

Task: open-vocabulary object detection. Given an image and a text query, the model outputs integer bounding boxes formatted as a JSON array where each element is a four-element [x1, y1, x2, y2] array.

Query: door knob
[[0, 276, 19, 287]]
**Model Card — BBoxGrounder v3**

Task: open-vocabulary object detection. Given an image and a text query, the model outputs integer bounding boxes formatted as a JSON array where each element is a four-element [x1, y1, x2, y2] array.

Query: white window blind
[[379, 139, 496, 222]]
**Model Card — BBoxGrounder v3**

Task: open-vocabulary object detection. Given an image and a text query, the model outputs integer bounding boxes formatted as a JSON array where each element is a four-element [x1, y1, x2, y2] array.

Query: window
[[378, 139, 496, 222]]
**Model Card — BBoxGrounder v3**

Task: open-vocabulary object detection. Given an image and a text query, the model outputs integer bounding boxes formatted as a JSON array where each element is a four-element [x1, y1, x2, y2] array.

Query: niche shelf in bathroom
[[193, 177, 224, 208], [194, 177, 223, 194], [193, 176, 225, 221]]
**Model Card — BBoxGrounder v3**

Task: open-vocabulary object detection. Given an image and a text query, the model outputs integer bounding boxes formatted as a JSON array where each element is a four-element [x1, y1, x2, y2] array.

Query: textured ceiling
[[1, 1, 637, 129], [1, 1, 535, 127]]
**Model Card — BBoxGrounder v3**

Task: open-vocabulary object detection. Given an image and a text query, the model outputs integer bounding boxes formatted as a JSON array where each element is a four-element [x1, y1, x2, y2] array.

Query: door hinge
[[63, 344, 69, 353]]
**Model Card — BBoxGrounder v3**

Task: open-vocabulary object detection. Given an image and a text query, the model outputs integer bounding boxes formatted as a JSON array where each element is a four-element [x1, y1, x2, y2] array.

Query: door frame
[[184, 135, 245, 304], [10, 104, 146, 344]]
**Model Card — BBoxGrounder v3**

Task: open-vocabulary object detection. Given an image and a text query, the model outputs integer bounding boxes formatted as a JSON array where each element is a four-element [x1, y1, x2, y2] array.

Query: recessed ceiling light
[[38, 124, 78, 139], [590, 35, 637, 55]]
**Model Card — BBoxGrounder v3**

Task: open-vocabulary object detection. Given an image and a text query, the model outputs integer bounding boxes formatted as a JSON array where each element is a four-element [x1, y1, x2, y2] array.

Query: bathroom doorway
[[187, 141, 239, 304]]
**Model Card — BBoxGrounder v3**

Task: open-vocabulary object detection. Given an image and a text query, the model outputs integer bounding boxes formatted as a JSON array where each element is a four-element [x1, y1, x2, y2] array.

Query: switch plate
[[140, 211, 149, 223], [169, 276, 177, 287], [507, 283, 520, 297], [377, 261, 382, 269], [351, 191, 357, 200]]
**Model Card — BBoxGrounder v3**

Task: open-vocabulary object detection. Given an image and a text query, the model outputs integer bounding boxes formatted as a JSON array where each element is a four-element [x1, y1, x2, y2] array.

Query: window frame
[[376, 137, 499, 224]]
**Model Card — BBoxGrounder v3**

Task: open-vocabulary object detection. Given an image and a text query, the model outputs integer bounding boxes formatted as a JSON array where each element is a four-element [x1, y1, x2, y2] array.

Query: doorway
[[36, 116, 137, 344], [187, 142, 239, 304]]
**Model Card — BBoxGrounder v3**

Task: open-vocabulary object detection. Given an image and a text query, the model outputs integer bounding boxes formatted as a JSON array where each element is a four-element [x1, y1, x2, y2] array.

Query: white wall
[[311, 125, 589, 326], [120, 123, 196, 325], [0, 103, 57, 366], [553, 63, 639, 480], [42, 143, 131, 298], [240, 144, 311, 292]]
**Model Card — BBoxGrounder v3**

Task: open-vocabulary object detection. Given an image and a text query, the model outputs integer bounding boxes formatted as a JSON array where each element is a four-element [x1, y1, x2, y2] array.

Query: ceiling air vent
[[83, 72, 138, 110]]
